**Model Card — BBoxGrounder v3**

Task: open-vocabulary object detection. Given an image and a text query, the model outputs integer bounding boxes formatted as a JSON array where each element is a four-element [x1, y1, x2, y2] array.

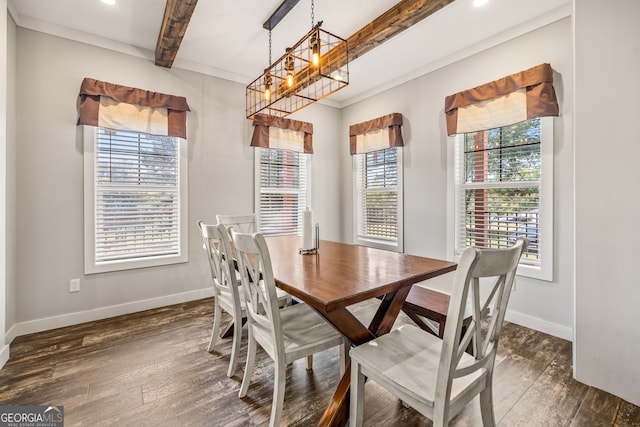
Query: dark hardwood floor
[[0, 298, 638, 426]]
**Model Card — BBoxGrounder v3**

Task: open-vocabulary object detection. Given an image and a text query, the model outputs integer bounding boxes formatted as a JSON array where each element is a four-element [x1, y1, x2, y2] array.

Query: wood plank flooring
[[0, 298, 638, 426]]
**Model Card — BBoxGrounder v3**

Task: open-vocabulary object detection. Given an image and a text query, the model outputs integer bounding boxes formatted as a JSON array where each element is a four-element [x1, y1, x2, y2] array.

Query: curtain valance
[[444, 63, 559, 136], [77, 77, 191, 138], [250, 114, 313, 154], [349, 113, 404, 155]]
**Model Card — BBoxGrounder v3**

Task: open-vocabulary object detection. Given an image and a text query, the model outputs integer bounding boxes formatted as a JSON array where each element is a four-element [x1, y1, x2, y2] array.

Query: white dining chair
[[198, 220, 292, 377], [231, 230, 348, 427], [198, 221, 244, 377], [349, 239, 528, 427]]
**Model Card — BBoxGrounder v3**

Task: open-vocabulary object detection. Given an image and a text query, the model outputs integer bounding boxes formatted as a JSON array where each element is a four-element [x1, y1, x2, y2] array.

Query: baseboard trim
[[505, 309, 573, 341], [5, 288, 214, 344], [5, 323, 17, 346], [0, 344, 9, 370], [4, 289, 572, 349]]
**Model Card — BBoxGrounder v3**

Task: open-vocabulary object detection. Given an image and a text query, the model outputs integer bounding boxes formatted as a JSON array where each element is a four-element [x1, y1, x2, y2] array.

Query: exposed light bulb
[[310, 32, 320, 67], [263, 72, 272, 100], [284, 52, 295, 88]]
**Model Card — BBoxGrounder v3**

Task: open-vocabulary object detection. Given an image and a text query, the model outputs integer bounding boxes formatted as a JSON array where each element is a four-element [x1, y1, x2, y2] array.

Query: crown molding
[[7, 0, 19, 25]]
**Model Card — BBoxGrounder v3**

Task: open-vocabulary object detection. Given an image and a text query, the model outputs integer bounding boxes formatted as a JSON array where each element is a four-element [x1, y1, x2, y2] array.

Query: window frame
[[254, 148, 312, 237], [83, 125, 188, 274], [352, 147, 404, 252], [448, 117, 553, 281]]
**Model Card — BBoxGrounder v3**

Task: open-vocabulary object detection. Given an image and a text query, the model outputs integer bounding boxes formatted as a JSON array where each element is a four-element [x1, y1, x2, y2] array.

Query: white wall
[[289, 106, 344, 243], [4, 7, 15, 347], [574, 0, 640, 406], [0, 0, 8, 367], [10, 28, 342, 335], [341, 18, 574, 339]]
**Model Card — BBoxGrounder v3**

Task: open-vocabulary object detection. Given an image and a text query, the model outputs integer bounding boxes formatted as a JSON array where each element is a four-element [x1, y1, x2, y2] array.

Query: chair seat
[[350, 324, 487, 407], [252, 302, 344, 363]]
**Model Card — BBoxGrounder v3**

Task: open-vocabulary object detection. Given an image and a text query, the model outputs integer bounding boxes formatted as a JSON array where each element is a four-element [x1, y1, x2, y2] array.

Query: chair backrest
[[436, 239, 528, 411], [216, 214, 259, 234], [197, 220, 241, 306], [230, 230, 284, 356]]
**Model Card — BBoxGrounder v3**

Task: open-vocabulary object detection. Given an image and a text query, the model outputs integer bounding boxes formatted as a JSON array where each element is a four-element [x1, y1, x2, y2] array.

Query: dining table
[[264, 235, 457, 427]]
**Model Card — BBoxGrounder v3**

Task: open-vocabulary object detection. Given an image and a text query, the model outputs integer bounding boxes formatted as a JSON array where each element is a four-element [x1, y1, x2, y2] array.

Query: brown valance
[[77, 77, 191, 138], [250, 114, 313, 154], [444, 63, 559, 136], [349, 113, 404, 155]]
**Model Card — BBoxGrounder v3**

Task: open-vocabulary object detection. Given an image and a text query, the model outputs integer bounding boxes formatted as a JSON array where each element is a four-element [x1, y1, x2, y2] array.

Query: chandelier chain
[[268, 29, 272, 65], [311, 0, 315, 27]]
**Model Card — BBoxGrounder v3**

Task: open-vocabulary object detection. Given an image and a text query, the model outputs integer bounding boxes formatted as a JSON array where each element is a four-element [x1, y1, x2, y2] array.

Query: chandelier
[[246, 0, 349, 120]]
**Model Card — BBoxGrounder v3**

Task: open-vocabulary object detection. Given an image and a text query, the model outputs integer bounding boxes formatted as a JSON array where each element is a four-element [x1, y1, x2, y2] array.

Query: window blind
[[455, 119, 541, 263], [95, 128, 180, 262], [356, 148, 399, 242], [257, 149, 308, 236]]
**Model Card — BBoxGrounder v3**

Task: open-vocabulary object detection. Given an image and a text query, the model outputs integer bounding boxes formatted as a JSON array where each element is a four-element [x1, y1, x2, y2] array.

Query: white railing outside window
[[452, 117, 553, 280]]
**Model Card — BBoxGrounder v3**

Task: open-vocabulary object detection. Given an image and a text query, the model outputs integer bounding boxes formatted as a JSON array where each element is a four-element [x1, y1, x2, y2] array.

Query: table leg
[[368, 287, 411, 335], [318, 364, 351, 426], [220, 317, 247, 339]]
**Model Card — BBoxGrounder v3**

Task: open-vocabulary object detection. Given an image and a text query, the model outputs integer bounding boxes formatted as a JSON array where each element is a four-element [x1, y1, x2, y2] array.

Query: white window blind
[[84, 126, 188, 273], [454, 117, 553, 279], [256, 148, 309, 236], [354, 148, 403, 251]]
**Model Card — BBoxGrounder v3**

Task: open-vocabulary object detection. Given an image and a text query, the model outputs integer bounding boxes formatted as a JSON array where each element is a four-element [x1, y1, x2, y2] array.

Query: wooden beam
[[263, 0, 302, 30], [155, 0, 199, 68], [288, 0, 455, 96], [347, 0, 456, 62]]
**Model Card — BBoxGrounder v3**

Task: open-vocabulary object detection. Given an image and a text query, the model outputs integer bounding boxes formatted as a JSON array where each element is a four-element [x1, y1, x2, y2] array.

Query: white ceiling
[[10, 0, 571, 106]]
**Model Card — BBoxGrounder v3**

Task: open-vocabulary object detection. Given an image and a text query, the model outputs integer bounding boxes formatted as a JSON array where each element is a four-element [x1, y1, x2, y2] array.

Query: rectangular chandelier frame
[[246, 24, 349, 120]]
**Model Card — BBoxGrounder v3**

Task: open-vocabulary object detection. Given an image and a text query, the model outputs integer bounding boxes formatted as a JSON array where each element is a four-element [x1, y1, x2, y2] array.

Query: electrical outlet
[[69, 279, 80, 293]]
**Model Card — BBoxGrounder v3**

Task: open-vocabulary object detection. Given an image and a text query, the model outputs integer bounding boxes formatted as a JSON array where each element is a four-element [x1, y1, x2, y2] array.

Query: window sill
[[452, 252, 552, 282], [85, 253, 188, 275], [355, 237, 403, 253]]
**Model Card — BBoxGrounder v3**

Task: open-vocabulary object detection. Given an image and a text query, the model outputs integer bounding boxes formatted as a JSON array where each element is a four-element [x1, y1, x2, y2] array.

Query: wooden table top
[[265, 235, 457, 313]]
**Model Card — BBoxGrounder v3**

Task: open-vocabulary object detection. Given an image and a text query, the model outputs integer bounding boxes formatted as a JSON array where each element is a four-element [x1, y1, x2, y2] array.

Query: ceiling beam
[[155, 0, 199, 68], [290, 0, 455, 94], [347, 0, 456, 62], [263, 0, 302, 30]]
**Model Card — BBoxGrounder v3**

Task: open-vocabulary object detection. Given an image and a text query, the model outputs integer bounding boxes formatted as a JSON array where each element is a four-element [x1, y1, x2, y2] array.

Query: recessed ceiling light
[[473, 0, 488, 6], [101, 0, 116, 5]]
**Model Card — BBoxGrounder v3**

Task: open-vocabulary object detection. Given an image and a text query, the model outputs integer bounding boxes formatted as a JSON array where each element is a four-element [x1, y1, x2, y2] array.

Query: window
[[255, 148, 310, 236], [84, 126, 188, 273], [452, 117, 553, 280], [354, 147, 404, 251]]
